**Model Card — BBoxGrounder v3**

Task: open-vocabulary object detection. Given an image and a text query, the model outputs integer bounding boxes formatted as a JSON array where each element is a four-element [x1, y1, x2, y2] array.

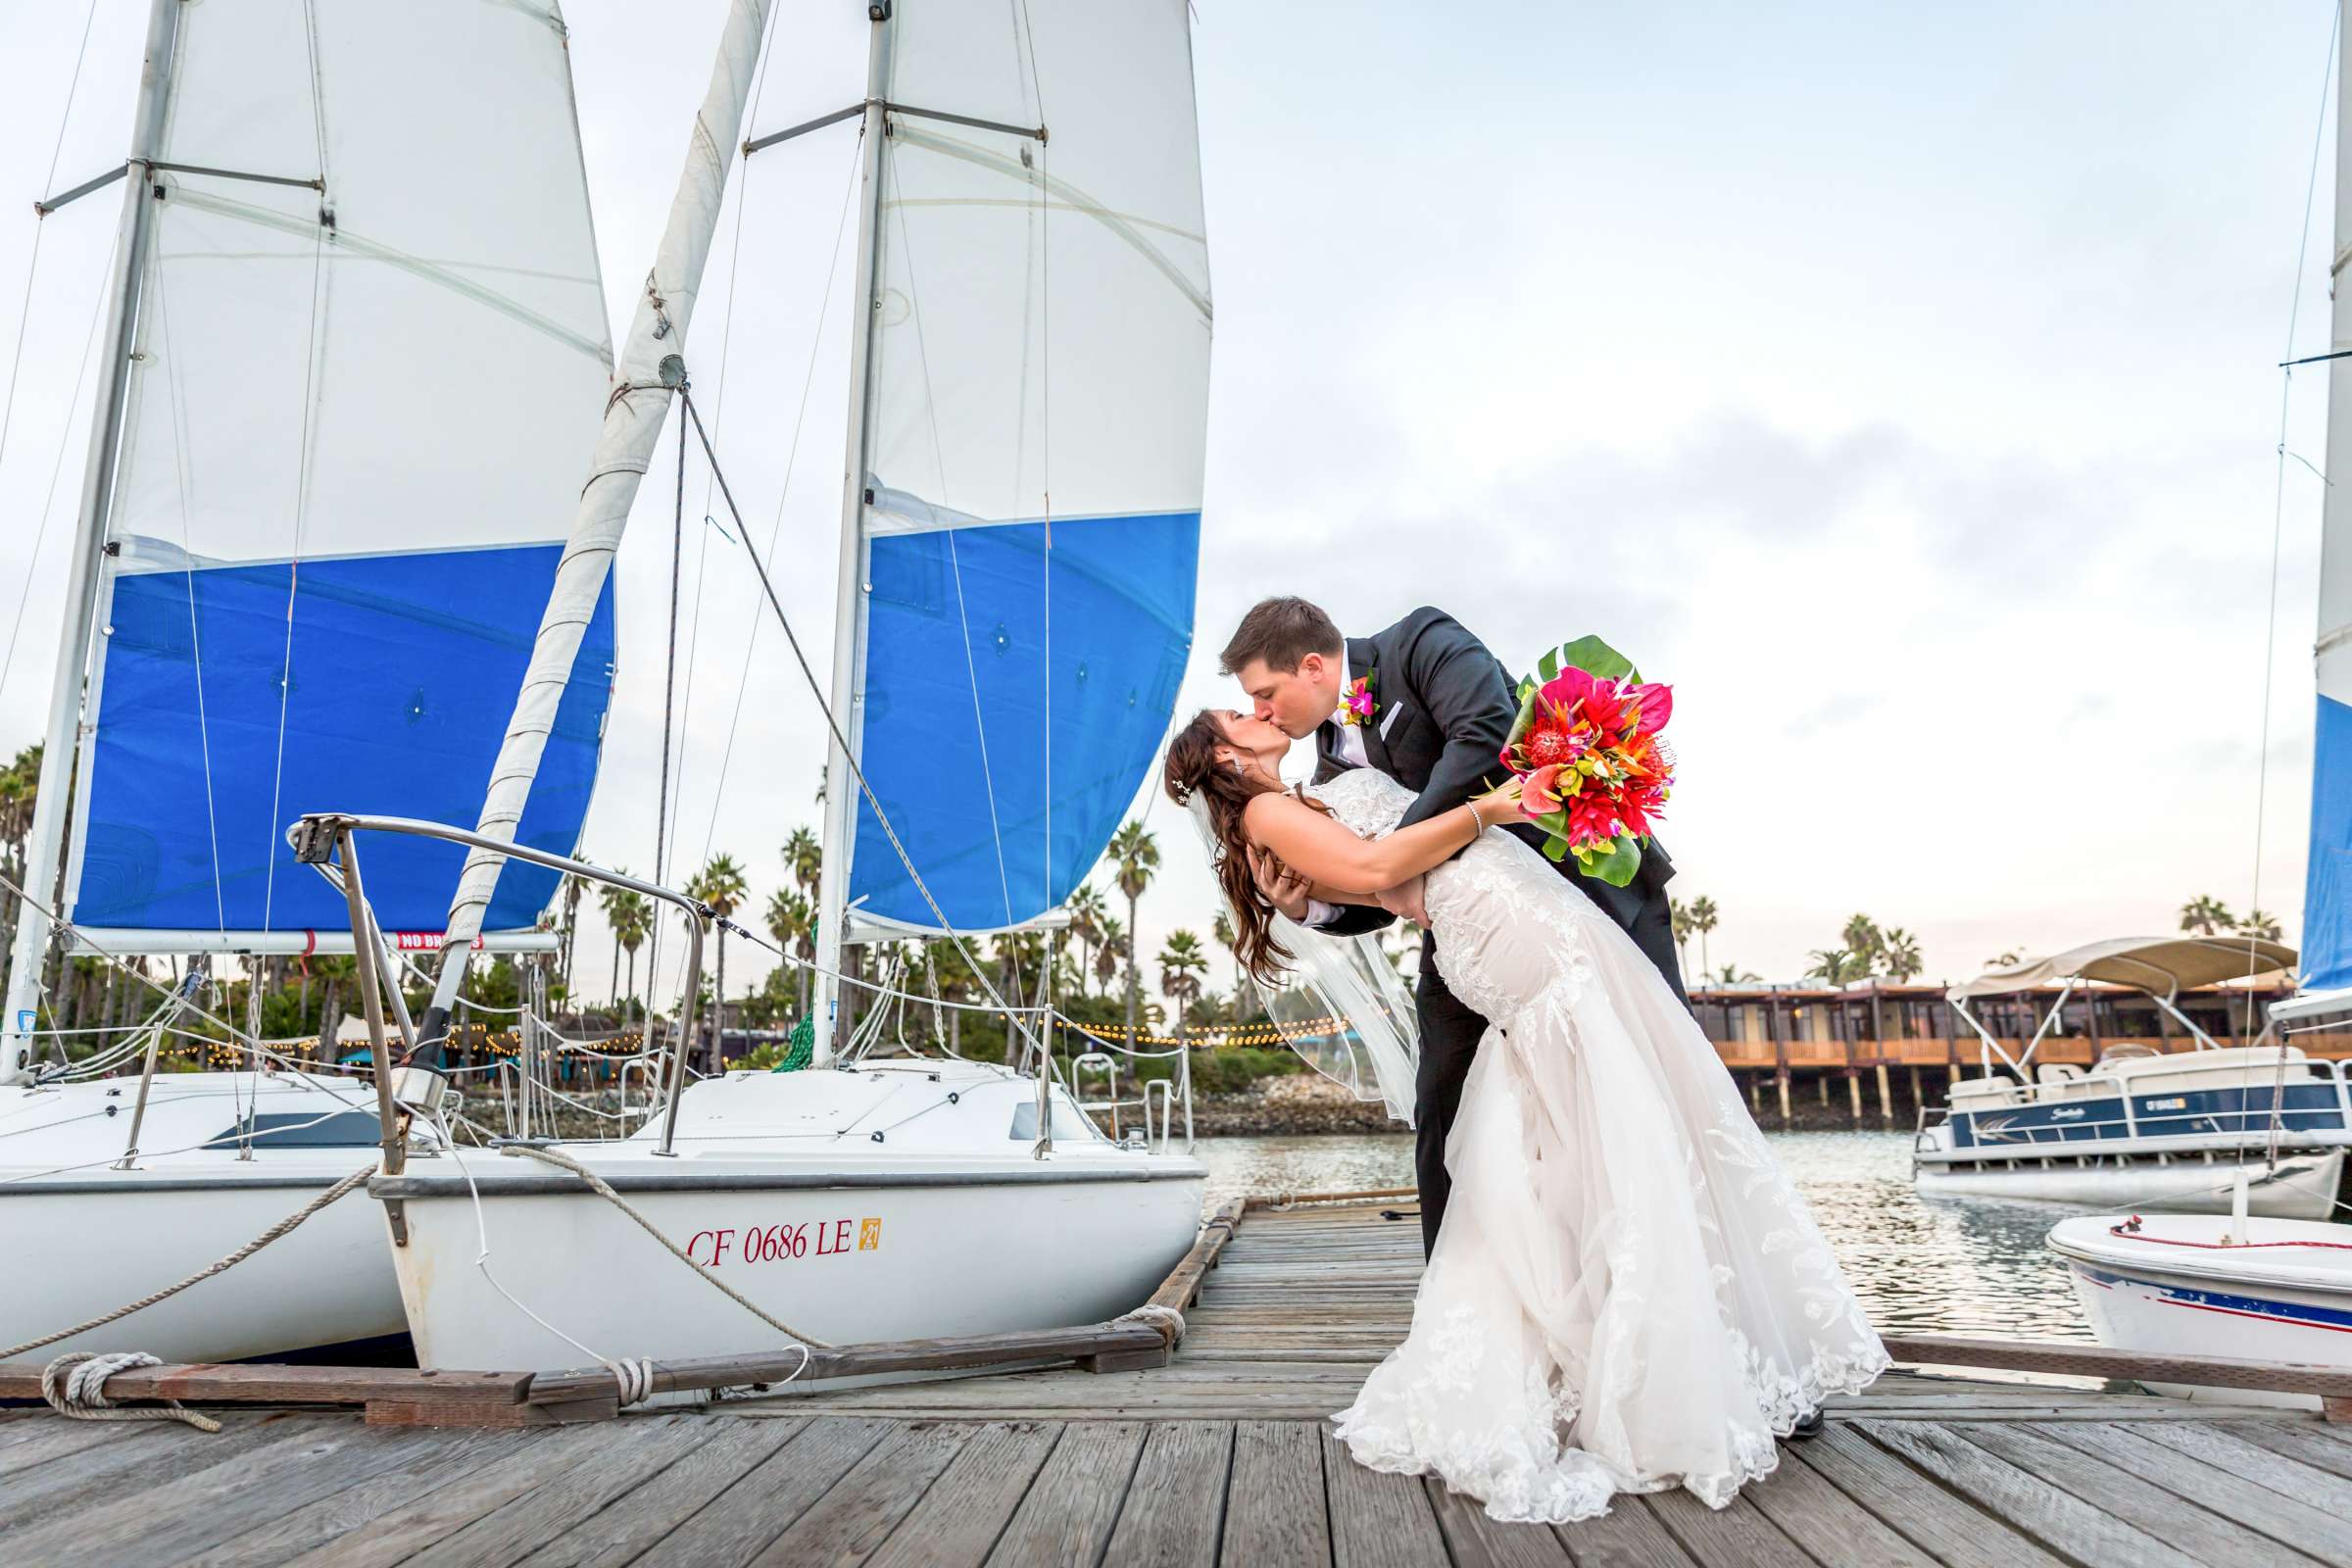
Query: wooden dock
[[8, 1199, 2352, 1566]]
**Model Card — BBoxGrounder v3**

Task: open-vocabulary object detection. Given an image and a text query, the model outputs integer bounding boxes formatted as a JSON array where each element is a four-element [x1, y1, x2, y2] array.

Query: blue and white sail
[[56, 0, 615, 950], [817, 0, 1212, 944], [2303, 14, 2352, 1000]]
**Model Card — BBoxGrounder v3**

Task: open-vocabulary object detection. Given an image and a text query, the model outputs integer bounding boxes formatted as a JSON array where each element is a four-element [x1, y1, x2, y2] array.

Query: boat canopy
[[1949, 936, 2298, 1002]]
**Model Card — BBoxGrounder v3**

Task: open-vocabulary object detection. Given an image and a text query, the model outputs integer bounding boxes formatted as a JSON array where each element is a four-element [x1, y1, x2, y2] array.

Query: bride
[[1162, 707, 1887, 1523]]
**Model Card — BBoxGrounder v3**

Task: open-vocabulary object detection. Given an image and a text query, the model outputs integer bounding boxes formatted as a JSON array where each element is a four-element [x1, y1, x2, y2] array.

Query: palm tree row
[[1802, 912, 1925, 986], [2180, 895, 2282, 943]]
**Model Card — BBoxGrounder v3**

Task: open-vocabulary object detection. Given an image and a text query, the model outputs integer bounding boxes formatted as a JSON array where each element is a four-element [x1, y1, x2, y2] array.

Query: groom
[[1221, 597, 1687, 1257]]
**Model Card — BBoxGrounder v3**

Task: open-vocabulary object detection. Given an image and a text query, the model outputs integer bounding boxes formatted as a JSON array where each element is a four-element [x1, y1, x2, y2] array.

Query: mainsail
[[2307, 13, 2352, 996], [821, 0, 1212, 942], [57, 0, 615, 947]]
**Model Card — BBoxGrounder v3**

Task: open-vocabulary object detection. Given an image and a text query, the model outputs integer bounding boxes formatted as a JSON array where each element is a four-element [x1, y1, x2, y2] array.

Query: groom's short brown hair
[[1219, 597, 1343, 675]]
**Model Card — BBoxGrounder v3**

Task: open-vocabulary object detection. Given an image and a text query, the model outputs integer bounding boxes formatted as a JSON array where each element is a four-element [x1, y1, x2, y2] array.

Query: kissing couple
[[1161, 597, 1886, 1523]]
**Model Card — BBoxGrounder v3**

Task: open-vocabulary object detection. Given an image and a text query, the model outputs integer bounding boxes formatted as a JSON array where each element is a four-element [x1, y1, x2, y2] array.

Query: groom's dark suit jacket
[[1308, 608, 1686, 1254]]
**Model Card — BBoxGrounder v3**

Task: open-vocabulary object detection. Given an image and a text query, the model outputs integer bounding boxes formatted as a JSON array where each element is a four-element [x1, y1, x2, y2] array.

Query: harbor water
[[1194, 1128, 2095, 1341]]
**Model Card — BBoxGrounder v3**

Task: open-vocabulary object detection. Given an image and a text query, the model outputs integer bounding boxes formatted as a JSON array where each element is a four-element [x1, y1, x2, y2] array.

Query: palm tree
[[1670, 899, 1693, 983], [766, 887, 814, 1019], [0, 743, 41, 981], [1879, 927, 1925, 983], [597, 873, 637, 1008], [1986, 949, 2025, 968], [1839, 914, 1884, 972], [558, 874, 585, 999], [1687, 896, 1719, 980], [1066, 883, 1106, 990], [2236, 909, 2283, 943], [1805, 948, 1869, 986], [1211, 909, 1246, 1014], [687, 853, 750, 1070], [783, 826, 822, 898], [1109, 821, 1159, 1042], [2180, 895, 2234, 936], [1713, 963, 1760, 987], [613, 893, 650, 1028], [1158, 929, 1209, 1038], [1095, 914, 1126, 996]]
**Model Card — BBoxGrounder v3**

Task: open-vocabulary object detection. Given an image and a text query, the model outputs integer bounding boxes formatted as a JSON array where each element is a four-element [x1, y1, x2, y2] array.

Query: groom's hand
[[1247, 844, 1313, 922], [1377, 873, 1430, 930]]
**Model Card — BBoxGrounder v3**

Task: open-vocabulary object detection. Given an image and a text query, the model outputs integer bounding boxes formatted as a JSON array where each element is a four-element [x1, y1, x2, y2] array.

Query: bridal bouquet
[[1497, 635, 1673, 887]]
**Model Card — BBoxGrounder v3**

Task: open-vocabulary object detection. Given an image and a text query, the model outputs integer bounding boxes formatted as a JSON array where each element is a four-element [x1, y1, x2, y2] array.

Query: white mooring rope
[[496, 1143, 829, 1403], [1113, 1302, 1186, 1348], [40, 1351, 220, 1433]]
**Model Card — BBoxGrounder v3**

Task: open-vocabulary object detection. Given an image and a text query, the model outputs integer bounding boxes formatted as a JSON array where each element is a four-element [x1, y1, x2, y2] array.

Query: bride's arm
[[1244, 782, 1519, 898]]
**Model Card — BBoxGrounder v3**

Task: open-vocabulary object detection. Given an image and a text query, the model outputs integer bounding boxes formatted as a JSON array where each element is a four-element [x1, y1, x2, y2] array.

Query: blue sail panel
[[2304, 692, 2352, 992], [74, 544, 614, 935], [849, 511, 1199, 930]]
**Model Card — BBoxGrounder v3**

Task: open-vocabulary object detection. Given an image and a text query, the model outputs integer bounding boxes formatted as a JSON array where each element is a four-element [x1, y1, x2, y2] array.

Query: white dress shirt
[[1303, 648, 1366, 926]]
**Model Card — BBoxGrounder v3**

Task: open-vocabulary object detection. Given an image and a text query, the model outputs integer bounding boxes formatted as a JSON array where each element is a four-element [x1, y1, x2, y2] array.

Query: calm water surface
[[1193, 1129, 2093, 1341]]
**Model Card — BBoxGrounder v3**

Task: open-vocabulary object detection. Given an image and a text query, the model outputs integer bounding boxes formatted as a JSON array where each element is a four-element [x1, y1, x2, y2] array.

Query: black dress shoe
[[1788, 1409, 1824, 1442]]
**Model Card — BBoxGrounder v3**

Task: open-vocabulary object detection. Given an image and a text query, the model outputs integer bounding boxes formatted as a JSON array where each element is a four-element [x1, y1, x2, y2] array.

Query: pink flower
[[1520, 763, 1567, 815], [1626, 681, 1673, 736]]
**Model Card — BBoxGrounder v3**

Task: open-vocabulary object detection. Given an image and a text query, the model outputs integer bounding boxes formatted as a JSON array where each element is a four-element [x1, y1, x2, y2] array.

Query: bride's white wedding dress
[[1314, 767, 1888, 1523]]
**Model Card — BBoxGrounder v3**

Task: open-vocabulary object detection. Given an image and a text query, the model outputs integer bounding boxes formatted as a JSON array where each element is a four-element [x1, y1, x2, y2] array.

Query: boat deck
[[7, 1201, 2352, 1566]]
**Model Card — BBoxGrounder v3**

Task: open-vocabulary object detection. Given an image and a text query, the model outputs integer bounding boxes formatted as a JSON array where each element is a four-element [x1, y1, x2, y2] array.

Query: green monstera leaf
[[1582, 834, 1644, 887], [1538, 634, 1640, 686]]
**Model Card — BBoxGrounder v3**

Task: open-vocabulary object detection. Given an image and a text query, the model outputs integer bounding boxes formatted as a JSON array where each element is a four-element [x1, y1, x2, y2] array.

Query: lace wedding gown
[[1316, 767, 1888, 1523]]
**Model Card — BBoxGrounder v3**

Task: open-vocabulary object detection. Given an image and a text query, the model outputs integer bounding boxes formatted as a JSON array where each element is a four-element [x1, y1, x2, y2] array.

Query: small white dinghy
[[2048, 1201, 2352, 1410]]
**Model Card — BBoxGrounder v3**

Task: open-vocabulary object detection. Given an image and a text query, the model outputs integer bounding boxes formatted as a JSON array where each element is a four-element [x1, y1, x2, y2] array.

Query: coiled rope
[[40, 1352, 220, 1433], [1114, 1302, 1186, 1348]]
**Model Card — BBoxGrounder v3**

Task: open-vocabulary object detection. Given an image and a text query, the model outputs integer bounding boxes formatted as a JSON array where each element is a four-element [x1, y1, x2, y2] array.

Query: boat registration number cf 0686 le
[[686, 1216, 883, 1267]]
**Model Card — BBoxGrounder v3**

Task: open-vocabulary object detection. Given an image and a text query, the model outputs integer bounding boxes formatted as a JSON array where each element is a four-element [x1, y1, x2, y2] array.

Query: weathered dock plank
[[511, 1416, 807, 1568], [1321, 1425, 1449, 1568], [744, 1419, 973, 1567], [1102, 1420, 1234, 1568], [1954, 1421, 2322, 1568], [630, 1416, 891, 1568], [187, 1428, 542, 1568], [1224, 1419, 1336, 1567], [860, 1421, 1061, 1568], [1855, 1419, 2207, 1568], [984, 1421, 1149, 1568], [2, 1197, 2345, 1568], [1788, 1424, 2069, 1568], [2034, 1421, 2352, 1562]]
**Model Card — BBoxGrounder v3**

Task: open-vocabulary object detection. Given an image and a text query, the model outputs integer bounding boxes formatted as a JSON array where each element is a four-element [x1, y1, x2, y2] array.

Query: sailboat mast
[[414, 0, 776, 1056], [812, 4, 898, 1068], [2, 0, 184, 1086]]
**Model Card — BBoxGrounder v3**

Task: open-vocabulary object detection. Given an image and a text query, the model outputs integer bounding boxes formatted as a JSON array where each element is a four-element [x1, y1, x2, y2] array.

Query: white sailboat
[[2045, 6, 2352, 1405], [362, 0, 1212, 1374], [0, 0, 615, 1362]]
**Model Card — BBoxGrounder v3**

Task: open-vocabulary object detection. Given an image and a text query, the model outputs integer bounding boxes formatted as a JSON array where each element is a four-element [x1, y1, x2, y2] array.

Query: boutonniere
[[1338, 667, 1378, 727]]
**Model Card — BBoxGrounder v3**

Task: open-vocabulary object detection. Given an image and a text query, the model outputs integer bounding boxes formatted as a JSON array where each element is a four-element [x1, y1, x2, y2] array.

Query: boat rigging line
[[671, 379, 1045, 1056]]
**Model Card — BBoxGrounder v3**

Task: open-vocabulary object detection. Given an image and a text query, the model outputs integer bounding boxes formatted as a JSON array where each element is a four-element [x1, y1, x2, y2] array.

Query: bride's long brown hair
[[1161, 710, 1333, 983]]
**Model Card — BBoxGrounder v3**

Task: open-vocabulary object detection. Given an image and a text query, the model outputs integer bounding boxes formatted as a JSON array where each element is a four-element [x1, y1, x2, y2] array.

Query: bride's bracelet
[[1467, 800, 1490, 834]]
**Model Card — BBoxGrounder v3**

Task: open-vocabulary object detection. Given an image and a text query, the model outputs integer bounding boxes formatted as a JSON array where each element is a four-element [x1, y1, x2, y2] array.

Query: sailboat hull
[[0, 1074, 406, 1362], [373, 1066, 1206, 1373]]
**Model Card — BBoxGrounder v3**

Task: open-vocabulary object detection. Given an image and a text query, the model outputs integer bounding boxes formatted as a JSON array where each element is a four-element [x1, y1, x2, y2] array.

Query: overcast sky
[[0, 1, 2340, 1007]]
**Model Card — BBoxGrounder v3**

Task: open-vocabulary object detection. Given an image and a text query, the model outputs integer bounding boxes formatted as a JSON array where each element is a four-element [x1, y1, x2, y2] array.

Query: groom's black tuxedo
[[1309, 608, 1687, 1257]]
